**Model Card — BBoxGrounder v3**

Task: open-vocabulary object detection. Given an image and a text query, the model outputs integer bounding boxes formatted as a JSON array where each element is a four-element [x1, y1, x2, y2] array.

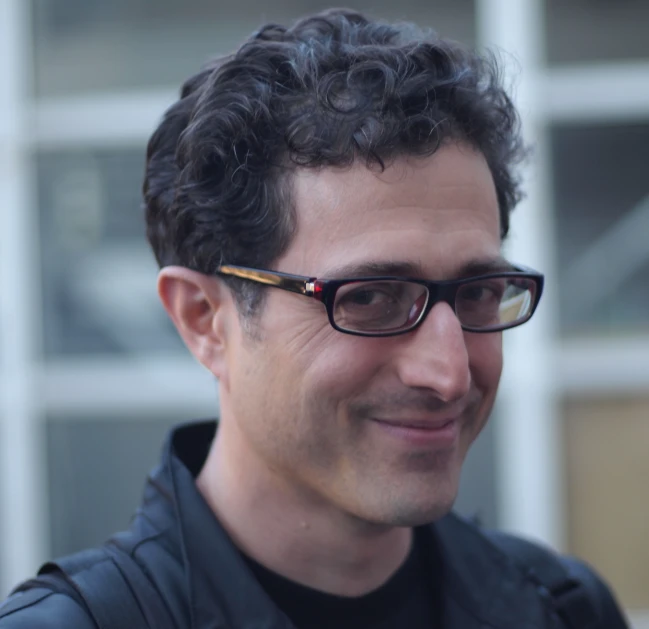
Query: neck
[[196, 416, 412, 597]]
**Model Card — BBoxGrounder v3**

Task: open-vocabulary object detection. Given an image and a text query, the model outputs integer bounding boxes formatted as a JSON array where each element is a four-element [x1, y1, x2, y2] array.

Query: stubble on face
[[222, 143, 503, 531], [331, 383, 491, 525]]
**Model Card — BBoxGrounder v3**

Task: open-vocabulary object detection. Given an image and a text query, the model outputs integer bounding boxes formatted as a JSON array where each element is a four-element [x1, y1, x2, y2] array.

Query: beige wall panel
[[564, 397, 649, 609]]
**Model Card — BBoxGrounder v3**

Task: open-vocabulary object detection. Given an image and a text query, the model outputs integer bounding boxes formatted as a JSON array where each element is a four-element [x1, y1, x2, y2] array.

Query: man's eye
[[460, 281, 505, 304], [345, 288, 392, 306], [465, 287, 494, 301]]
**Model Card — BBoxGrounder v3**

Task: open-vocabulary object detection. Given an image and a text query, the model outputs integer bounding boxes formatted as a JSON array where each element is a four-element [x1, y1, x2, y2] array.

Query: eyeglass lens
[[332, 277, 536, 333]]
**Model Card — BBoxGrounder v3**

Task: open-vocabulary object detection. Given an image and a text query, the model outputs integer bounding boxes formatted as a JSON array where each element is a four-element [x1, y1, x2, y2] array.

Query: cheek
[[298, 337, 387, 406], [234, 328, 384, 424], [466, 333, 503, 394], [233, 335, 388, 474]]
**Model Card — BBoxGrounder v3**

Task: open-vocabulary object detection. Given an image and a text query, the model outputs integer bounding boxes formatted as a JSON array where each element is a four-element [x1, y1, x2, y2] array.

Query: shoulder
[[0, 589, 94, 629], [558, 555, 630, 626], [444, 514, 629, 627], [493, 533, 629, 626]]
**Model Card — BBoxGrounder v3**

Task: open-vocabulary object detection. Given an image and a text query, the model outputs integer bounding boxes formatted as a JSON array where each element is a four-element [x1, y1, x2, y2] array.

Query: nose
[[395, 301, 471, 403]]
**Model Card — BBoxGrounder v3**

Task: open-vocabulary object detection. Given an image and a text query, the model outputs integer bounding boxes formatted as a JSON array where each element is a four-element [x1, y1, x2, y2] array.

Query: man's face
[[222, 143, 503, 527]]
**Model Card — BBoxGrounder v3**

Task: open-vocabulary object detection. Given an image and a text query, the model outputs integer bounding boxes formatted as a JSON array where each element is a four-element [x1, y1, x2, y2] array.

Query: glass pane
[[550, 123, 649, 337], [563, 396, 649, 610], [545, 0, 649, 66], [37, 148, 183, 357], [32, 0, 475, 97], [47, 416, 181, 557], [456, 412, 498, 529]]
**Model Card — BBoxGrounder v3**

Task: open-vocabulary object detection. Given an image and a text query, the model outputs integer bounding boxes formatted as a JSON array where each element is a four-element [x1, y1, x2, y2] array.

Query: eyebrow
[[322, 256, 516, 280], [456, 256, 517, 277], [322, 260, 424, 279]]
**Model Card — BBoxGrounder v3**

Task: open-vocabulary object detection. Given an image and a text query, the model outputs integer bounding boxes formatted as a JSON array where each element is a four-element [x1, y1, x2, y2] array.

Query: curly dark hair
[[144, 8, 526, 313]]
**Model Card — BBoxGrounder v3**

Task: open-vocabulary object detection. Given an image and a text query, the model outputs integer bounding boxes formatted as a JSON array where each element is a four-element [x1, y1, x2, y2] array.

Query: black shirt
[[243, 526, 442, 629]]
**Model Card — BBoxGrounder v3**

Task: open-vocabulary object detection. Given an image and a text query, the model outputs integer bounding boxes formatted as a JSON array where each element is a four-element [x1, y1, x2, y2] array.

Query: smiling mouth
[[372, 418, 458, 430], [370, 417, 461, 446]]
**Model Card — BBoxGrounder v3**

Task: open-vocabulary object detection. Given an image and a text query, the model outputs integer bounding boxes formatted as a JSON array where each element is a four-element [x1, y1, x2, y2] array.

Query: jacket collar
[[434, 514, 559, 628], [163, 421, 292, 629], [148, 421, 557, 629]]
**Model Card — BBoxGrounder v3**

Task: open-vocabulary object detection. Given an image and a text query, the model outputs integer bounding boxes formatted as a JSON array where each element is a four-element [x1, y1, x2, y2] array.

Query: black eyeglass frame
[[216, 264, 545, 337]]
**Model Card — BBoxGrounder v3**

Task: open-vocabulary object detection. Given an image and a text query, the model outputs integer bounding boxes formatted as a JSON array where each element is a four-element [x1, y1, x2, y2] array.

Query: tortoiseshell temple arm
[[216, 265, 323, 298]]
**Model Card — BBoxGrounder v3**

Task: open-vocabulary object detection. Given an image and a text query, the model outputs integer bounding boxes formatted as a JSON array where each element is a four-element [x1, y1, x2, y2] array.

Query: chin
[[343, 458, 464, 528], [361, 491, 458, 528], [391, 500, 456, 527]]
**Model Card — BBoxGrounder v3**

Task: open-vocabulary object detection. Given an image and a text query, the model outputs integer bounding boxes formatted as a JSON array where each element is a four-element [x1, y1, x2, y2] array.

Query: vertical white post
[[0, 0, 48, 595], [476, 0, 563, 550]]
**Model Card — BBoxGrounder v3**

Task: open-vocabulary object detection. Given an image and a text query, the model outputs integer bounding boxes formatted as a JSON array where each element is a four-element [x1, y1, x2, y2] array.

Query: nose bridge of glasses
[[407, 281, 456, 330], [407, 283, 462, 337], [424, 280, 457, 309]]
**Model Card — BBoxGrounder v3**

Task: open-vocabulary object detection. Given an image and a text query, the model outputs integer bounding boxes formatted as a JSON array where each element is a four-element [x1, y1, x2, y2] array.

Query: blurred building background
[[0, 0, 647, 624]]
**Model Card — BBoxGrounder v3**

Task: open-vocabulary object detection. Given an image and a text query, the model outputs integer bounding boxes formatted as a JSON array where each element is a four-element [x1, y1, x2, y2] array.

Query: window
[[37, 148, 183, 357], [551, 122, 649, 336], [545, 0, 649, 66], [32, 0, 475, 97], [456, 415, 498, 528], [47, 415, 180, 556]]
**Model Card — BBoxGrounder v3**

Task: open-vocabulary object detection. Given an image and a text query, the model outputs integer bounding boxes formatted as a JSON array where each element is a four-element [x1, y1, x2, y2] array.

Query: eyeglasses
[[216, 264, 544, 337]]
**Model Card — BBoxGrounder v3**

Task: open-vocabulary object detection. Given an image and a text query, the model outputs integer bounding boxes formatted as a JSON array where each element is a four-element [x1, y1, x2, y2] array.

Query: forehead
[[282, 143, 502, 278]]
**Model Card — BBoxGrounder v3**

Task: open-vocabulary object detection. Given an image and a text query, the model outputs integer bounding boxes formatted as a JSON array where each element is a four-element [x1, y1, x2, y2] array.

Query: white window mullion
[[30, 90, 176, 150], [558, 337, 649, 396], [42, 357, 218, 418], [543, 62, 649, 124], [476, 0, 564, 551], [0, 0, 48, 596]]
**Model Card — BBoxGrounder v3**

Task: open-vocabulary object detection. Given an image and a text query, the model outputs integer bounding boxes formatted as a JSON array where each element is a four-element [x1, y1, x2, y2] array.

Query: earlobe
[[157, 266, 229, 376]]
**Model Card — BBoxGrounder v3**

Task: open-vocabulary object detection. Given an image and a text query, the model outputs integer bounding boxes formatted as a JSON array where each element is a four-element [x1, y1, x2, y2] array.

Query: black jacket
[[0, 421, 628, 628]]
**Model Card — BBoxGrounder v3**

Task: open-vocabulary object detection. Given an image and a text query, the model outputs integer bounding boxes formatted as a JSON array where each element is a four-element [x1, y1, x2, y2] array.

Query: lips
[[371, 417, 459, 430], [369, 416, 461, 447]]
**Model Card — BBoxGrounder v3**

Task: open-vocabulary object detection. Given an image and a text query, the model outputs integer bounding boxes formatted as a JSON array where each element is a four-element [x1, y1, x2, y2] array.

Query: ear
[[157, 266, 233, 380]]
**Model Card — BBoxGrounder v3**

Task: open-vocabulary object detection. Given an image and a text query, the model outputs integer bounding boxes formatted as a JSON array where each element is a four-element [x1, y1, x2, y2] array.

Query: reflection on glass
[[545, 0, 649, 65], [32, 0, 475, 96], [47, 416, 179, 556], [551, 123, 649, 336], [37, 148, 183, 357]]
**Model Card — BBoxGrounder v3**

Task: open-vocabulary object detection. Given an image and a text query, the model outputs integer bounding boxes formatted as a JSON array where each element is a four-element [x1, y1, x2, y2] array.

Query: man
[[0, 8, 628, 629]]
